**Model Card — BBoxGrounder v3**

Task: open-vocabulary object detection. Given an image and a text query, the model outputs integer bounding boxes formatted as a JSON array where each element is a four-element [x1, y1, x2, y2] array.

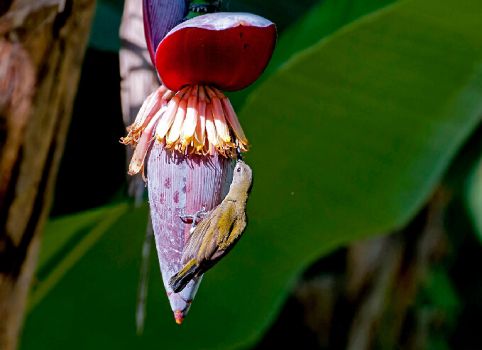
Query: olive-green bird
[[170, 159, 253, 293]]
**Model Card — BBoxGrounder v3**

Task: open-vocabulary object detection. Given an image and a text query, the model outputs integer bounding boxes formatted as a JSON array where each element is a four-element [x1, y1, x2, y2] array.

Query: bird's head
[[232, 160, 253, 192]]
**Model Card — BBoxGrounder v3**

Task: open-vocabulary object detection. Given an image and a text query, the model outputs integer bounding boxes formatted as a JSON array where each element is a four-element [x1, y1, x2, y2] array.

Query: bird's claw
[[180, 206, 207, 231], [235, 140, 243, 161], [179, 214, 194, 224]]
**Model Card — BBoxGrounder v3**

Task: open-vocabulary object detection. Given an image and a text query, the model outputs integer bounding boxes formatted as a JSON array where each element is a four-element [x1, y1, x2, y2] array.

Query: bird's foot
[[180, 206, 207, 232], [235, 141, 243, 161]]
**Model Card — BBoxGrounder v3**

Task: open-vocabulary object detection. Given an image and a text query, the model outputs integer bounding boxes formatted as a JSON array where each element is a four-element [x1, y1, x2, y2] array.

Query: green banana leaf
[[466, 157, 482, 242], [229, 0, 396, 109], [89, 1, 122, 51], [22, 0, 482, 349]]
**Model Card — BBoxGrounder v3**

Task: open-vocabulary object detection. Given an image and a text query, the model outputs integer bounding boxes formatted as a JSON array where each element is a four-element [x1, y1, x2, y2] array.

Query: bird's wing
[[181, 201, 237, 264], [181, 216, 211, 264], [216, 212, 246, 252]]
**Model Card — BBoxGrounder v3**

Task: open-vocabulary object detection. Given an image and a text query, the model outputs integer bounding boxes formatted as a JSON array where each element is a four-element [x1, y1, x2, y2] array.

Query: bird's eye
[[236, 167, 241, 172]]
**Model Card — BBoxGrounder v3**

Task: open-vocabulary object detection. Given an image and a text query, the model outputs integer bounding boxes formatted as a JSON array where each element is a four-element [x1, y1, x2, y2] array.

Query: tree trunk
[[119, 0, 158, 203], [0, 1, 95, 349]]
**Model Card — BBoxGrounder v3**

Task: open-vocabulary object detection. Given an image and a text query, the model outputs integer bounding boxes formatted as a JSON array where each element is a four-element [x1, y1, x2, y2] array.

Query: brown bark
[[0, 1, 95, 349]]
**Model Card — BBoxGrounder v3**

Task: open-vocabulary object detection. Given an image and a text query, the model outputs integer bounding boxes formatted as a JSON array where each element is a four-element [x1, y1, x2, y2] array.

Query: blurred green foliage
[[89, 0, 123, 51], [22, 0, 481, 349], [466, 157, 482, 241]]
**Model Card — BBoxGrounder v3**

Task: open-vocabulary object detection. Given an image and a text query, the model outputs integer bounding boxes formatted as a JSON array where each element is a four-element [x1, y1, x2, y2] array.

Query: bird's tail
[[169, 259, 199, 293]]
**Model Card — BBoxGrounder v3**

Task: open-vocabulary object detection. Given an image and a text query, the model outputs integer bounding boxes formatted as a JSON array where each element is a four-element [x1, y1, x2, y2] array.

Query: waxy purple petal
[[143, 0, 188, 66], [147, 143, 233, 322]]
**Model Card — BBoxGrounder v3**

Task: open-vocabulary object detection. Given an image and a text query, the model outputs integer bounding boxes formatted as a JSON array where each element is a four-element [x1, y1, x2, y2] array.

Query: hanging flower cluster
[[122, 12, 276, 175], [123, 7, 276, 324], [121, 83, 248, 175]]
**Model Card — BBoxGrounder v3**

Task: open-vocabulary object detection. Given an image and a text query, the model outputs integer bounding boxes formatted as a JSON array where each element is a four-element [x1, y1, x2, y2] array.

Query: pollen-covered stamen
[[161, 87, 175, 102], [193, 86, 207, 152], [166, 88, 190, 146], [161, 84, 246, 156], [155, 87, 189, 141], [121, 85, 169, 146], [180, 85, 199, 149], [214, 89, 249, 151], [205, 87, 230, 144], [128, 113, 159, 175], [123, 83, 250, 167], [135, 85, 168, 126], [204, 103, 219, 155]]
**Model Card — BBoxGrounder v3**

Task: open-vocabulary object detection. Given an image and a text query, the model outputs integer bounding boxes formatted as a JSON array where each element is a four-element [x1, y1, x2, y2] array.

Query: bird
[[170, 159, 253, 293]]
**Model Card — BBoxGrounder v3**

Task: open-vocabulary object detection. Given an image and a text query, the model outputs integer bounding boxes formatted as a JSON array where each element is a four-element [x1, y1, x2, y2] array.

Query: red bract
[[155, 12, 277, 91]]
